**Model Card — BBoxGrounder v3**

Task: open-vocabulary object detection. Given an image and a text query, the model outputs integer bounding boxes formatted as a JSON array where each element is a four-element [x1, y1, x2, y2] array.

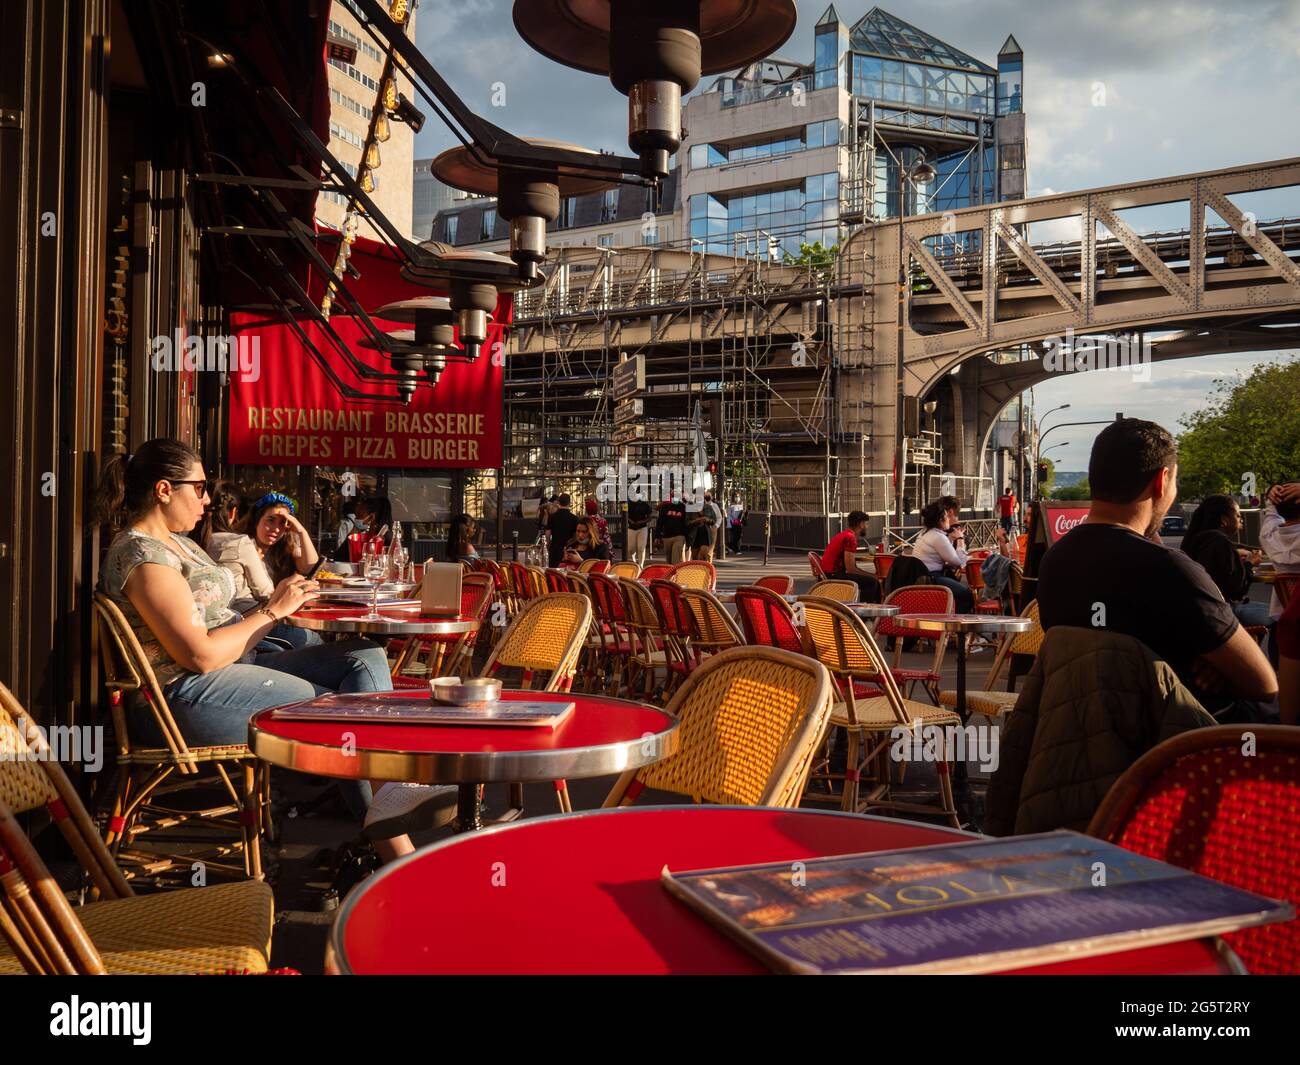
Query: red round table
[[249, 690, 678, 831], [325, 806, 1237, 975]]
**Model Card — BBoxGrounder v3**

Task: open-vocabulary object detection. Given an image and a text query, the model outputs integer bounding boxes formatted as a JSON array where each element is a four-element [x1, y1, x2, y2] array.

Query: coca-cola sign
[[1045, 505, 1090, 544]]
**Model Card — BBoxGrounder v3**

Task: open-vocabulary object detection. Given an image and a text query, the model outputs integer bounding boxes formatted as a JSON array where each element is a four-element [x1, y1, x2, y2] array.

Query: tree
[[1176, 357, 1300, 499], [783, 240, 837, 275], [1051, 478, 1090, 501]]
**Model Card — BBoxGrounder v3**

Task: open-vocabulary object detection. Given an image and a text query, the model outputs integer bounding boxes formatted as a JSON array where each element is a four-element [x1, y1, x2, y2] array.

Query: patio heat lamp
[[512, 0, 797, 180], [360, 296, 458, 400], [432, 139, 616, 280], [399, 242, 525, 361]]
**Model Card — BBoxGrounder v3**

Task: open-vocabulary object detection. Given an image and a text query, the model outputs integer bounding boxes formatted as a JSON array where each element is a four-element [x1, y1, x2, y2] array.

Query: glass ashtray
[[430, 677, 502, 707]]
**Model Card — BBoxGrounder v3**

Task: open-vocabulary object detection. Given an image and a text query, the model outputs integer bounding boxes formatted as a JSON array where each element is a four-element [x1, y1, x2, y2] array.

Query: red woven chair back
[[587, 572, 627, 624], [875, 584, 955, 639], [1088, 725, 1300, 975], [580, 559, 611, 575], [807, 551, 827, 581], [649, 579, 694, 639], [545, 568, 569, 594], [733, 586, 805, 654], [477, 557, 505, 591], [460, 574, 495, 621], [754, 574, 795, 596], [508, 562, 536, 599], [669, 560, 716, 590], [639, 564, 673, 582]]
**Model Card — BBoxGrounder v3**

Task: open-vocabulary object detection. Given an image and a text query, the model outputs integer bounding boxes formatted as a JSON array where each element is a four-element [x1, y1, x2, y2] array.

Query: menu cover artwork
[[661, 831, 1293, 974], [271, 697, 576, 730]]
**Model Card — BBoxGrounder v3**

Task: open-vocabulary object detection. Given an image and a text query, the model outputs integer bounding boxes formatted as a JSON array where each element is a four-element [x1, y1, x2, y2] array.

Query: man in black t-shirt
[[656, 495, 688, 564], [626, 497, 654, 567], [1038, 418, 1275, 717], [546, 494, 579, 567]]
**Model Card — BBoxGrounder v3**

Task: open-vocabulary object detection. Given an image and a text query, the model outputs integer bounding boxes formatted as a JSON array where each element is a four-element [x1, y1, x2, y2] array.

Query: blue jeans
[[147, 638, 392, 820], [932, 574, 974, 613], [1232, 600, 1273, 629], [256, 622, 323, 652]]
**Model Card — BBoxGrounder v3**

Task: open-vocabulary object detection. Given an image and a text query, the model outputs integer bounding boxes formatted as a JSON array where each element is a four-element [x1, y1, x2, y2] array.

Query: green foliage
[[783, 240, 838, 272], [1175, 357, 1300, 499], [1051, 478, 1091, 501]]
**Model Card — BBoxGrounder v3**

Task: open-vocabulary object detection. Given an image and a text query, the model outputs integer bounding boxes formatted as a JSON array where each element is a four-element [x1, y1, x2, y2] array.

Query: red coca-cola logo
[[1049, 509, 1089, 541]]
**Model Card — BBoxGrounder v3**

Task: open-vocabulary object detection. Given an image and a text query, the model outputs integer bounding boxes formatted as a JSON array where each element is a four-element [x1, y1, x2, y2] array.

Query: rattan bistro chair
[[937, 599, 1043, 720], [734, 586, 806, 655], [668, 559, 716, 590], [799, 598, 961, 827], [679, 588, 745, 657], [477, 594, 593, 815], [807, 551, 828, 581], [92, 593, 266, 884], [753, 574, 795, 596], [874, 584, 955, 703], [1088, 725, 1300, 975], [609, 561, 641, 580], [0, 683, 273, 974], [619, 577, 668, 701], [391, 574, 494, 688], [805, 579, 860, 603], [603, 647, 834, 809]]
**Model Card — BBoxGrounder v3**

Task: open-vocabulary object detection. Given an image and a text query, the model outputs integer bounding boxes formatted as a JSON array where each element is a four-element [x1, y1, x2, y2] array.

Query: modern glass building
[[681, 5, 1028, 257]]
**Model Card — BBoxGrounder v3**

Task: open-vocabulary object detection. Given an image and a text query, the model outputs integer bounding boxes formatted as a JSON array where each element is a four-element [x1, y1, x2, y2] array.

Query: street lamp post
[[893, 158, 936, 533]]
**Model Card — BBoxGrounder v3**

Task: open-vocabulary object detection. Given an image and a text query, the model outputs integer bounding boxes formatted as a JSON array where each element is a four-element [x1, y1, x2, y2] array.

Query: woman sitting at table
[[446, 513, 479, 562], [913, 499, 974, 613], [1181, 494, 1270, 628], [562, 517, 610, 567], [197, 480, 321, 650], [244, 490, 320, 585], [95, 438, 442, 862]]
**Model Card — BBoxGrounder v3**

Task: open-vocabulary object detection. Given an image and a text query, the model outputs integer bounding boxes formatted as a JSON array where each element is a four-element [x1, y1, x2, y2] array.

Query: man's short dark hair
[[847, 510, 868, 527], [1088, 418, 1177, 503], [558, 493, 571, 507], [939, 495, 960, 513]]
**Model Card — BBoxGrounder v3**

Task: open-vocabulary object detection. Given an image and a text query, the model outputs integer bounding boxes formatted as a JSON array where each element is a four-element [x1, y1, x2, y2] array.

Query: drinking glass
[[360, 542, 389, 621]]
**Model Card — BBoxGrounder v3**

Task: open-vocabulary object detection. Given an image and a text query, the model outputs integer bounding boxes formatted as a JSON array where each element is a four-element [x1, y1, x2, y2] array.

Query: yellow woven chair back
[[679, 588, 744, 650], [607, 647, 833, 808], [1009, 599, 1044, 656], [806, 579, 859, 603], [618, 578, 661, 632], [0, 686, 59, 815], [480, 593, 592, 690], [669, 561, 715, 590], [0, 683, 133, 904], [92, 593, 197, 768], [609, 561, 641, 580], [799, 598, 911, 725]]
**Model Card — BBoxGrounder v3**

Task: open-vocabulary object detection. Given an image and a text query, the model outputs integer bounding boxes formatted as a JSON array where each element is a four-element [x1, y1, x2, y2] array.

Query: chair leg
[[554, 780, 572, 813], [241, 763, 263, 881], [840, 729, 861, 813]]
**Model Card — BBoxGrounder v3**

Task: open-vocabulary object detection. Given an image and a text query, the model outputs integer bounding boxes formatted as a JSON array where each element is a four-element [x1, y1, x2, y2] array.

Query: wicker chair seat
[[938, 688, 1019, 717], [0, 880, 272, 975], [119, 743, 253, 766], [830, 696, 960, 731], [889, 667, 939, 684]]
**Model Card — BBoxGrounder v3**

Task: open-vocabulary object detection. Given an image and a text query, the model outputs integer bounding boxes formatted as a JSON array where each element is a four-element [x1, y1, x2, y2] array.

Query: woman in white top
[[913, 499, 974, 612], [197, 481, 319, 649]]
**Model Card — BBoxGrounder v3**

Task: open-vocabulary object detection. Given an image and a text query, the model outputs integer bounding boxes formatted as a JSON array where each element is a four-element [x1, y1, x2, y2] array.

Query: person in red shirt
[[997, 487, 1017, 534], [820, 510, 879, 602]]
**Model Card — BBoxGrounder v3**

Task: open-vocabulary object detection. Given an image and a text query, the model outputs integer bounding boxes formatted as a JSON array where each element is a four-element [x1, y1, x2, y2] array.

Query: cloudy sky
[[413, 0, 1300, 472]]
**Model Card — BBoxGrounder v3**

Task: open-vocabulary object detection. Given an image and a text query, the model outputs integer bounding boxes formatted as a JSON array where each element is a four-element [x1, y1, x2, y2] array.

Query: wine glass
[[360, 542, 388, 621]]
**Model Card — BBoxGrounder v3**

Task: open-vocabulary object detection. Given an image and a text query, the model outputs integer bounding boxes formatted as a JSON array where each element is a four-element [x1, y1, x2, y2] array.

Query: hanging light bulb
[[382, 77, 398, 112], [373, 110, 390, 143], [388, 0, 409, 23], [366, 142, 381, 171], [360, 168, 375, 195]]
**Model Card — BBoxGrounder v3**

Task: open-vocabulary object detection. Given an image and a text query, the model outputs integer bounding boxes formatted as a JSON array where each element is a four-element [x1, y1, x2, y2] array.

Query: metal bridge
[[503, 156, 1300, 538]]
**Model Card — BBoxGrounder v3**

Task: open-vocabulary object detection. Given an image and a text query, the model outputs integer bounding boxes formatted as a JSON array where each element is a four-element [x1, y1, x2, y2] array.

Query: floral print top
[[100, 530, 240, 687]]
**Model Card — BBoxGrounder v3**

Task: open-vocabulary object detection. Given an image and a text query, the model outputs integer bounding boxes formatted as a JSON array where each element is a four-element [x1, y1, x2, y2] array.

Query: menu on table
[[270, 698, 576, 730], [661, 831, 1292, 974]]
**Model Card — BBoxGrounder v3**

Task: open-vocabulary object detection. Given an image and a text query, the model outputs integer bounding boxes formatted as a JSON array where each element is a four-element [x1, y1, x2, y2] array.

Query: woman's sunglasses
[[169, 479, 212, 500]]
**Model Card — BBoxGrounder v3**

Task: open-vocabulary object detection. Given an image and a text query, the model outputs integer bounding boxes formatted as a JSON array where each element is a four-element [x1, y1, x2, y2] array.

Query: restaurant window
[[481, 207, 496, 240], [445, 214, 458, 244]]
